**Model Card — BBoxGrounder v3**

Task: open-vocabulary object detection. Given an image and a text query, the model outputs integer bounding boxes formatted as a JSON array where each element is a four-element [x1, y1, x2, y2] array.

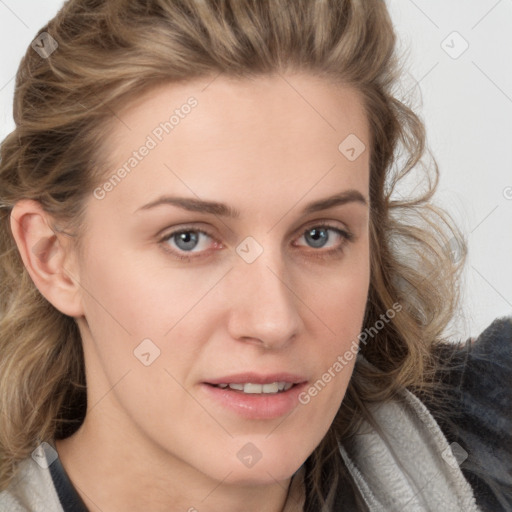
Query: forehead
[[96, 73, 370, 212]]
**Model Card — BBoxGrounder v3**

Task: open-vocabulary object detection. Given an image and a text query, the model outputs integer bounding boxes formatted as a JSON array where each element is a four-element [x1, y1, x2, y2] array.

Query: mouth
[[201, 373, 308, 419], [206, 381, 295, 394]]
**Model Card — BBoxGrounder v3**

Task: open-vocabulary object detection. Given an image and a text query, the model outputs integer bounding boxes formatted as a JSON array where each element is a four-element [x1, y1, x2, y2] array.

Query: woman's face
[[72, 73, 370, 485]]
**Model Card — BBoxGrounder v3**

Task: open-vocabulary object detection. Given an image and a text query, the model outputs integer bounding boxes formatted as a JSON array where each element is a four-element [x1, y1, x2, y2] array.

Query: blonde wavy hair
[[0, 0, 466, 509]]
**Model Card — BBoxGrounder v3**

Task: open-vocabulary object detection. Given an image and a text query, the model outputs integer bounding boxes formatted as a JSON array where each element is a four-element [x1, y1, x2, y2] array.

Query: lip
[[205, 372, 307, 385], [201, 372, 308, 420]]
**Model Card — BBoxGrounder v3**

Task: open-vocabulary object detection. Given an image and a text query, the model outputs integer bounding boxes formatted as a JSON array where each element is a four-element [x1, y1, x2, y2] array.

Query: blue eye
[[159, 223, 353, 262], [161, 228, 216, 260], [298, 226, 348, 249], [292, 223, 354, 261], [172, 230, 201, 251]]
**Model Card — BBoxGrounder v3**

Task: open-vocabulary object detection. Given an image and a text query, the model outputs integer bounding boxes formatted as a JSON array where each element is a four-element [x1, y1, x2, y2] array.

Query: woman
[[0, 0, 510, 510]]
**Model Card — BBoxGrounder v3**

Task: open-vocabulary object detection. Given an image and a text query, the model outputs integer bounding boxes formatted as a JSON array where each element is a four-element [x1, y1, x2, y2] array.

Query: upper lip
[[205, 372, 307, 385]]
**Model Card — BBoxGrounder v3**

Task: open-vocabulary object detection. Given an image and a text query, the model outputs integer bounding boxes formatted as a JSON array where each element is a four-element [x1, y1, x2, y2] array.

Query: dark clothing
[[423, 317, 512, 511]]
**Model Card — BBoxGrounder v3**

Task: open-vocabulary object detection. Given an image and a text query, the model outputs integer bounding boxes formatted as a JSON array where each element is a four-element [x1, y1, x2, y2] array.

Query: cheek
[[308, 247, 370, 336], [303, 252, 370, 404], [76, 241, 221, 402], [78, 240, 192, 337]]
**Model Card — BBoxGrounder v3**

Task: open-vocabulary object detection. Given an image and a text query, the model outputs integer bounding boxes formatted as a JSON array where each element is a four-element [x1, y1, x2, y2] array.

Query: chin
[[223, 440, 308, 485], [183, 439, 308, 487]]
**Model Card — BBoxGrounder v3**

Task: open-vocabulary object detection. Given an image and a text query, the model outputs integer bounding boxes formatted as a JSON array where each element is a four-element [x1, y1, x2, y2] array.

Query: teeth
[[243, 383, 265, 394], [216, 381, 294, 393], [262, 383, 279, 393]]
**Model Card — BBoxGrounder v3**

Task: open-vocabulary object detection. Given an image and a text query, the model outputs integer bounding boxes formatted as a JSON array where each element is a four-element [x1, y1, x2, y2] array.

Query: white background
[[0, 0, 511, 340]]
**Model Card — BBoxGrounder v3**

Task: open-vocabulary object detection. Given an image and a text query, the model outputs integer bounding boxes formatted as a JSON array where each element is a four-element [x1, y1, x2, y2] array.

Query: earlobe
[[9, 199, 84, 318]]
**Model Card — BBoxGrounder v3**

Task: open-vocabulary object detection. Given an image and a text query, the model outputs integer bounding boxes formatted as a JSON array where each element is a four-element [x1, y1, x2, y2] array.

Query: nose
[[226, 250, 302, 350]]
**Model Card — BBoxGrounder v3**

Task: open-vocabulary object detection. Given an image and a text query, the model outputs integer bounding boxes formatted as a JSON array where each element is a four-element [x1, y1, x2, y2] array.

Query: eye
[[293, 222, 354, 259], [159, 227, 220, 260]]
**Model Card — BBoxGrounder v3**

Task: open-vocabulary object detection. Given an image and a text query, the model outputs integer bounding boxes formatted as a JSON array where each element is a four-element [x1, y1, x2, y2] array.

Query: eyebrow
[[135, 189, 368, 217]]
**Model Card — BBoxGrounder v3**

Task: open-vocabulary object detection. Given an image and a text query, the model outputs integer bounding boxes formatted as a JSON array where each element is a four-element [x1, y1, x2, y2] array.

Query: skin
[[11, 73, 371, 512]]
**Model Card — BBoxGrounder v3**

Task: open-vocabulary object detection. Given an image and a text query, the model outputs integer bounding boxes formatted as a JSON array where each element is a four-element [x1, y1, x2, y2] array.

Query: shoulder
[[0, 453, 64, 512], [425, 316, 512, 511]]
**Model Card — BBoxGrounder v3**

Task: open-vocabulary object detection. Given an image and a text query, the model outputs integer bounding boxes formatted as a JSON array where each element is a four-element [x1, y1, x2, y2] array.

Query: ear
[[10, 199, 84, 317]]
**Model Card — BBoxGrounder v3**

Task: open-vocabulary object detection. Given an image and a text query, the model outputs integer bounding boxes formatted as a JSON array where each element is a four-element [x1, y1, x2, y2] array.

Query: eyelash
[[158, 222, 354, 262]]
